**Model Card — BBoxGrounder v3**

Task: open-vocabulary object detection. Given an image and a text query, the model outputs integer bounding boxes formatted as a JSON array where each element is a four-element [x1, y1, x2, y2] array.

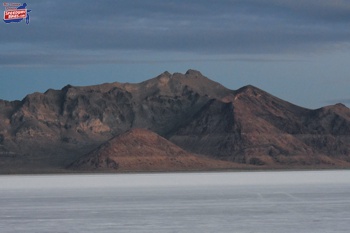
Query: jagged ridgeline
[[1, 70, 350, 173]]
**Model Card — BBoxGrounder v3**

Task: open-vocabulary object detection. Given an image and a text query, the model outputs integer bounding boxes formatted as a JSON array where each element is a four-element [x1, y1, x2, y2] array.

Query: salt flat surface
[[0, 170, 349, 233]]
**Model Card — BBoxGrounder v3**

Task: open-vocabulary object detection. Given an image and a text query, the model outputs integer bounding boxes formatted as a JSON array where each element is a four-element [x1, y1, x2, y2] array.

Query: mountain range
[[1, 69, 350, 173]]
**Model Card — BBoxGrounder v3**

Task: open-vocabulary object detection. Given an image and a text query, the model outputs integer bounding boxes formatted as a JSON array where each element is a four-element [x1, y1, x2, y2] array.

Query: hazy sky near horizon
[[1, 0, 350, 108]]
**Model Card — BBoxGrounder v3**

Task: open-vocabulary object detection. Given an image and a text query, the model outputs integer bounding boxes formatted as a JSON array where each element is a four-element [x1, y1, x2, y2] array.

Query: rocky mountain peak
[[1, 70, 350, 173], [155, 71, 172, 79], [185, 69, 203, 76], [234, 84, 266, 96]]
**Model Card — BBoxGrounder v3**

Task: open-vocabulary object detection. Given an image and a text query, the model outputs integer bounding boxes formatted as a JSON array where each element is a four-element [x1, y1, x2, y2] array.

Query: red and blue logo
[[3, 2, 31, 24]]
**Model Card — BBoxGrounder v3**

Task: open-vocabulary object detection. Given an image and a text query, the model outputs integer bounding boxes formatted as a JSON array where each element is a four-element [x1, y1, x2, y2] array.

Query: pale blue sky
[[1, 0, 350, 109]]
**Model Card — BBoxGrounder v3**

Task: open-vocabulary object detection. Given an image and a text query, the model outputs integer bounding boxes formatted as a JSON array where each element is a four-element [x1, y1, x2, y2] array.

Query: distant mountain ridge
[[0, 69, 349, 173]]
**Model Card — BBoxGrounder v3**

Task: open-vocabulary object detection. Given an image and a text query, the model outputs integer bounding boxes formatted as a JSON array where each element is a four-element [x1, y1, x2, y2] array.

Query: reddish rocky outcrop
[[69, 128, 242, 171]]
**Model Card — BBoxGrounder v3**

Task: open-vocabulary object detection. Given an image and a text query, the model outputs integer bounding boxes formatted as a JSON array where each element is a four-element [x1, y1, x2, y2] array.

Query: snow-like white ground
[[0, 171, 349, 232]]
